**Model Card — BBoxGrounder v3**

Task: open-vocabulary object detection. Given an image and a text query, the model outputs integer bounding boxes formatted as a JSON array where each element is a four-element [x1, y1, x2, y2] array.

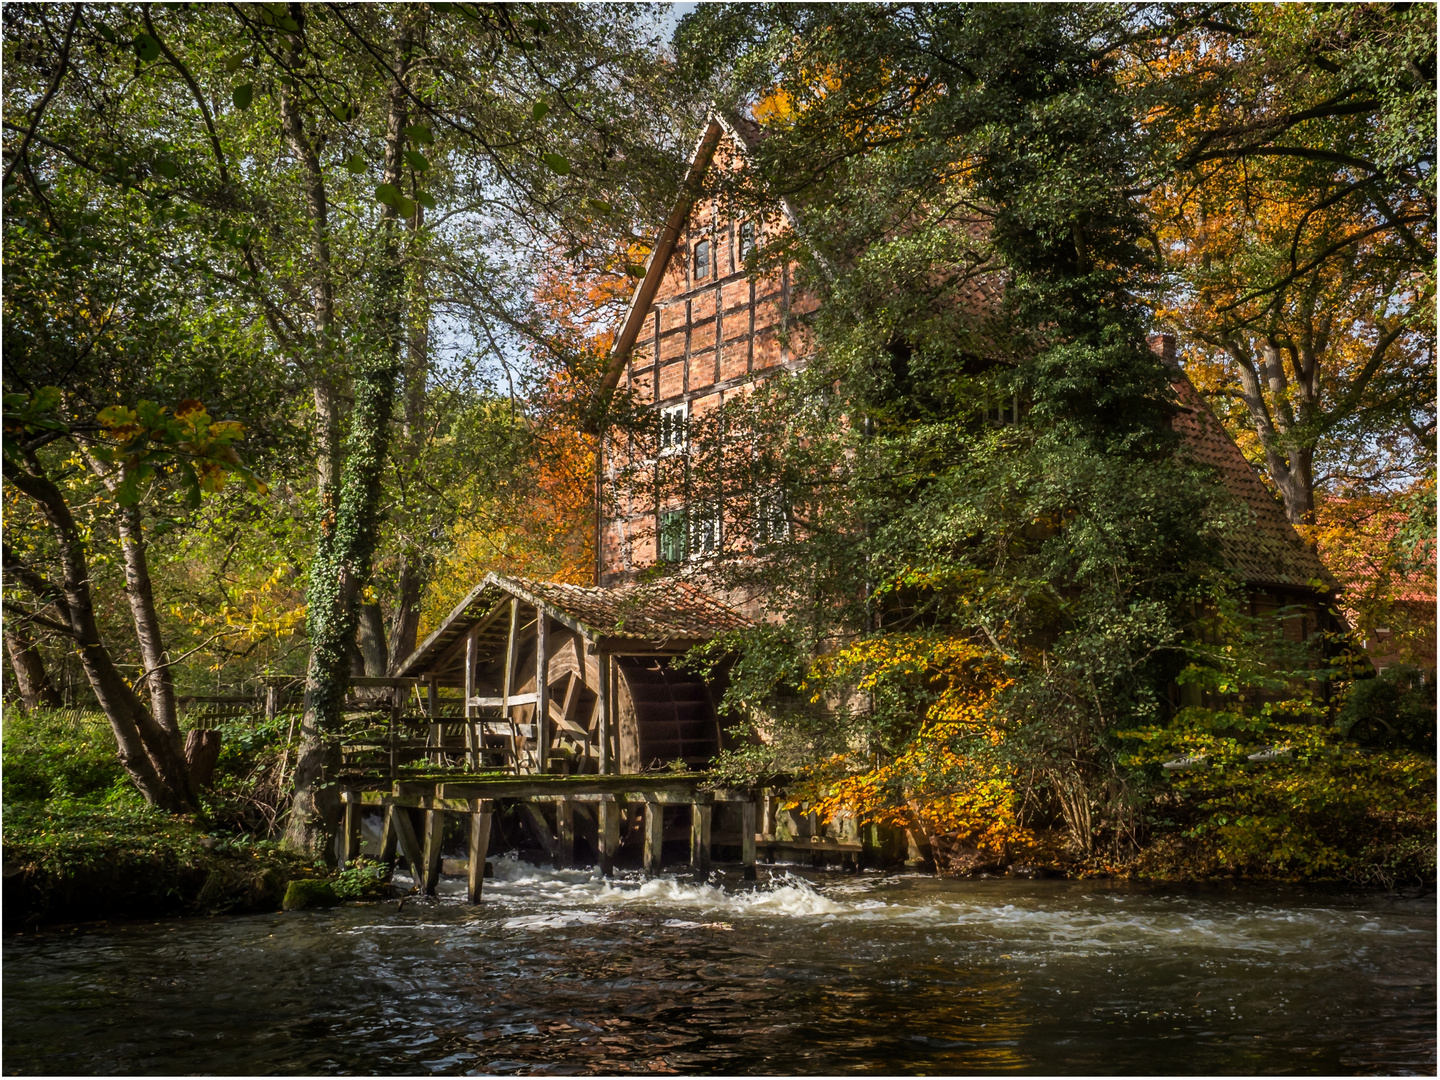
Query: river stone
[[282, 879, 340, 911]]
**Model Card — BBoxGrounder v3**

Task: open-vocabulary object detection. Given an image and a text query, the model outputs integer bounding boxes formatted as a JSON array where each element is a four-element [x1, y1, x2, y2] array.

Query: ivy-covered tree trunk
[[283, 14, 416, 855]]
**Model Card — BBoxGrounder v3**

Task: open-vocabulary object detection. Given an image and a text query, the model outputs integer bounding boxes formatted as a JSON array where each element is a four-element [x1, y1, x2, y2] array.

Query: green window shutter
[[659, 509, 686, 562]]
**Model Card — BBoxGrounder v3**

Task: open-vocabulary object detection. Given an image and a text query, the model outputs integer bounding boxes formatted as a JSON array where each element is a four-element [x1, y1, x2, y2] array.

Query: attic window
[[738, 221, 755, 261], [694, 239, 711, 280]]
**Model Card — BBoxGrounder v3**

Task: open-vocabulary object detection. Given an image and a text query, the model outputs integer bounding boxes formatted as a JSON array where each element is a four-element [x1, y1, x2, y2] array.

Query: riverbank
[[1, 801, 313, 928]]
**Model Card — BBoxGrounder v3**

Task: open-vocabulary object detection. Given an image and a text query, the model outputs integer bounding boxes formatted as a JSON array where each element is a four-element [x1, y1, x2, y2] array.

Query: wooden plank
[[391, 806, 426, 879], [690, 802, 712, 875], [644, 800, 664, 877], [741, 802, 757, 880], [464, 626, 479, 771], [519, 801, 559, 861], [467, 800, 493, 904], [596, 651, 611, 775], [535, 612, 549, 775], [378, 805, 399, 865], [421, 809, 446, 895], [342, 798, 362, 868], [555, 799, 575, 869], [502, 597, 519, 774], [479, 721, 536, 737], [598, 797, 620, 876], [437, 774, 707, 800], [468, 693, 538, 708]]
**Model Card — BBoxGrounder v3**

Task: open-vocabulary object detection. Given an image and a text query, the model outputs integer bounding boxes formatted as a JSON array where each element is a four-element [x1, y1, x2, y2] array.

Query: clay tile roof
[[1169, 372, 1334, 592], [396, 573, 753, 677], [509, 575, 753, 643]]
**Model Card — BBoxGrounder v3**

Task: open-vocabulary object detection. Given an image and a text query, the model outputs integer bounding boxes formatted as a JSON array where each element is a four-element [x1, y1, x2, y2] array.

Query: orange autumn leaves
[[792, 632, 1036, 862]]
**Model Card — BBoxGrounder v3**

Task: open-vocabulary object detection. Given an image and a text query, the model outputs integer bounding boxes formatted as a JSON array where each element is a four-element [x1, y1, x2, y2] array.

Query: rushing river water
[[3, 860, 1434, 1076]]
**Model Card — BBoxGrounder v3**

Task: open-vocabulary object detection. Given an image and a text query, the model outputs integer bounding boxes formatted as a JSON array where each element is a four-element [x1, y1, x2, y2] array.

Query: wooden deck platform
[[338, 772, 766, 903]]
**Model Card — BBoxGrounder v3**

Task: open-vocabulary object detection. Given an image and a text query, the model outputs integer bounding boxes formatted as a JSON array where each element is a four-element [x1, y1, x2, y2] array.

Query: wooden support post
[[555, 799, 575, 869], [464, 627, 479, 770], [426, 675, 442, 766], [502, 597, 519, 774], [689, 801, 712, 876], [598, 796, 620, 876], [596, 651, 611, 775], [467, 800, 493, 904], [379, 805, 399, 867], [644, 799, 664, 877], [534, 611, 549, 775], [392, 807, 425, 881], [519, 801, 559, 863], [264, 685, 278, 726], [340, 797, 362, 868], [422, 808, 447, 895], [741, 801, 757, 881], [762, 789, 776, 837]]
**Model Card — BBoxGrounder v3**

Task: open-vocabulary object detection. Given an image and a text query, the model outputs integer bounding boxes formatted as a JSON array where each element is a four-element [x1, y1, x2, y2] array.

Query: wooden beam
[[464, 626, 479, 771], [519, 802, 559, 862], [468, 693, 538, 708], [349, 676, 422, 688], [422, 808, 446, 895], [741, 802, 757, 880], [391, 806, 426, 879], [596, 650, 611, 775], [535, 611, 549, 775], [598, 796, 620, 876], [378, 805, 399, 866], [436, 773, 711, 801], [555, 799, 575, 868], [690, 802, 712, 876], [644, 800, 664, 877], [467, 800, 493, 904], [502, 597, 519, 775], [341, 798, 362, 868]]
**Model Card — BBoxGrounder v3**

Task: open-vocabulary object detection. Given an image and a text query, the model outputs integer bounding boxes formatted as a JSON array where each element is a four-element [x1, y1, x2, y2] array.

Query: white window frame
[[753, 488, 791, 550], [688, 501, 721, 560], [659, 402, 688, 456], [738, 220, 756, 263], [693, 237, 711, 280]]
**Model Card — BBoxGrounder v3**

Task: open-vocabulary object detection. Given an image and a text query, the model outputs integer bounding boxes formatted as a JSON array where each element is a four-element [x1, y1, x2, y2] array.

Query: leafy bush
[[2, 708, 130, 805], [1337, 666, 1436, 755], [1122, 706, 1436, 886]]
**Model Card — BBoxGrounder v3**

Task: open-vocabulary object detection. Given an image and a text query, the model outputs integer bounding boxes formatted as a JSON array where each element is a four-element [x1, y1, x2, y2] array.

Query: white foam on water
[[468, 856, 1429, 961]]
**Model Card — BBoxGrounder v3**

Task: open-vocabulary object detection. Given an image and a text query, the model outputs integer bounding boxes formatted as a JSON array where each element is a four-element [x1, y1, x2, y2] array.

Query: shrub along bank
[[1, 708, 386, 928]]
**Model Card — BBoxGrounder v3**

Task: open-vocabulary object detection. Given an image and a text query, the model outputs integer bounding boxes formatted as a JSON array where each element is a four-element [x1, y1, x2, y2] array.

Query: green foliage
[[331, 858, 391, 900], [1122, 709, 1436, 886], [1, 708, 130, 805], [1337, 667, 1436, 756]]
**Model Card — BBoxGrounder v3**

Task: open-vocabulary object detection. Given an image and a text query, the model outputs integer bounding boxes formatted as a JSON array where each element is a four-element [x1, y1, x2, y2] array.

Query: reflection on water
[[3, 859, 1434, 1075]]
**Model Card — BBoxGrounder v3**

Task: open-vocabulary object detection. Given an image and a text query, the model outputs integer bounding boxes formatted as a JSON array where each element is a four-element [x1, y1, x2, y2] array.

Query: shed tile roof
[[1169, 372, 1334, 591], [396, 572, 752, 677]]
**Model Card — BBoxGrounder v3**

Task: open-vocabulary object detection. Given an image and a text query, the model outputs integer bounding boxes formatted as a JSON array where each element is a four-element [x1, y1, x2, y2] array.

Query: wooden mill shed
[[393, 573, 750, 776]]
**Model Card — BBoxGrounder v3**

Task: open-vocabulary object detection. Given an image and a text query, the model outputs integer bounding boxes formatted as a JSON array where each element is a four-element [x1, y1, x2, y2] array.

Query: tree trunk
[[3, 460, 196, 812], [3, 622, 63, 710], [116, 503, 180, 735], [185, 728, 223, 789], [285, 13, 416, 855]]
